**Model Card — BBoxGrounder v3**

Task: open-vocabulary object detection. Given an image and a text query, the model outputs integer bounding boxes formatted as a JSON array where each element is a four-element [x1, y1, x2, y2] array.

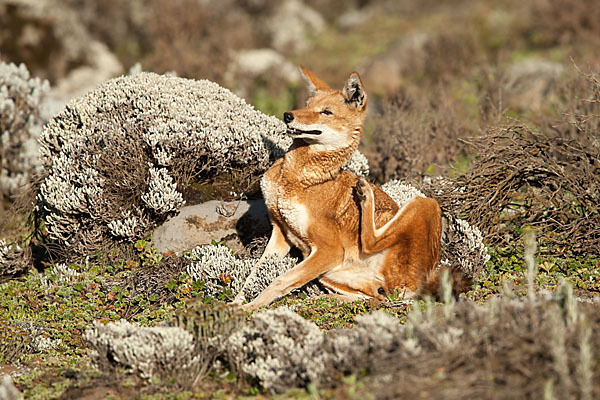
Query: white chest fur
[[261, 175, 311, 245]]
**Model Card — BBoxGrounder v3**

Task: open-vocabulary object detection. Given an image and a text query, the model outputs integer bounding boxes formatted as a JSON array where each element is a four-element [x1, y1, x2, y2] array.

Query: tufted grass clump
[[174, 300, 245, 381]]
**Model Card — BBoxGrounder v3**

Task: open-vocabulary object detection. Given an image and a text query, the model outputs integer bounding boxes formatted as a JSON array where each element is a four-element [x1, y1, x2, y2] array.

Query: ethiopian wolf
[[236, 66, 451, 309]]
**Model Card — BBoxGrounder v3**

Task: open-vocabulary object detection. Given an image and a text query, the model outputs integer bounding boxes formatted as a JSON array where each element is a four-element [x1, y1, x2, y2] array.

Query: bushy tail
[[418, 266, 472, 301]]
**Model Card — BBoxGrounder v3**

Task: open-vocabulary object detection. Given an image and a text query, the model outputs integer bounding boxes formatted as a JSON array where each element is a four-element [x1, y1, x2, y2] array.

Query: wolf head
[[283, 66, 367, 151]]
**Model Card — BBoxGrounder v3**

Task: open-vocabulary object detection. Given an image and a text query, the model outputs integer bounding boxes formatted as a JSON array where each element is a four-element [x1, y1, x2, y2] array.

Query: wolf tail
[[418, 265, 472, 300]]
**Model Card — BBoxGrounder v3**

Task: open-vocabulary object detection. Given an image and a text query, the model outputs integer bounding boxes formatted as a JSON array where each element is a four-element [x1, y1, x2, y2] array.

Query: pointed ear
[[299, 65, 331, 97], [343, 72, 367, 109]]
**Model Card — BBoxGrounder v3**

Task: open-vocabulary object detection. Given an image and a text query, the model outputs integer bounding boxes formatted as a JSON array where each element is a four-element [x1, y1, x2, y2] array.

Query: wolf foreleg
[[232, 222, 291, 304], [242, 246, 343, 310]]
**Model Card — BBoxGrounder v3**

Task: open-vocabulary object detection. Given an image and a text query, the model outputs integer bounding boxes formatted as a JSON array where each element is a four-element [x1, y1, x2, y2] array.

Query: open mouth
[[286, 126, 322, 136]]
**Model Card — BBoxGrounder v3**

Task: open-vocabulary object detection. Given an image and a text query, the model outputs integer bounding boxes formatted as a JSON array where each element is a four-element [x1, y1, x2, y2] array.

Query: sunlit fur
[[235, 66, 443, 309]]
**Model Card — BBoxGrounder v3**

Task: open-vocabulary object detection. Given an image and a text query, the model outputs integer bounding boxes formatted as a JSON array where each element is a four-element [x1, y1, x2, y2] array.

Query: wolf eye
[[320, 108, 333, 115]]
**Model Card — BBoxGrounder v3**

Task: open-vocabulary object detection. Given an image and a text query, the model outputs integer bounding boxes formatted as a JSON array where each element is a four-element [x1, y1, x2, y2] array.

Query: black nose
[[283, 112, 294, 124]]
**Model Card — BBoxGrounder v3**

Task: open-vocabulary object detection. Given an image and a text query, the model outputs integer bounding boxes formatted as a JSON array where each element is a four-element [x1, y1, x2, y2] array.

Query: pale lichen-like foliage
[[140, 167, 185, 214], [345, 150, 370, 177], [85, 319, 198, 380], [226, 307, 329, 392], [83, 287, 598, 396], [35, 72, 288, 258], [0, 238, 27, 278], [0, 61, 49, 199], [31, 336, 62, 352], [107, 210, 140, 239], [39, 262, 81, 289], [185, 245, 318, 300], [0, 239, 12, 266], [440, 216, 490, 279], [328, 311, 403, 374], [381, 179, 425, 206]]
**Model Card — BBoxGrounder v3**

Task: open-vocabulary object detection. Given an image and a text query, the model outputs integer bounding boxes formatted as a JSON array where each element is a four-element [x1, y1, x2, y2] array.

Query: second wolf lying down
[[236, 66, 460, 309]]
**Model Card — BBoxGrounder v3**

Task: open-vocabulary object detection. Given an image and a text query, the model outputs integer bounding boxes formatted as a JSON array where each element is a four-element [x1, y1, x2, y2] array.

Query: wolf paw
[[356, 177, 369, 202]]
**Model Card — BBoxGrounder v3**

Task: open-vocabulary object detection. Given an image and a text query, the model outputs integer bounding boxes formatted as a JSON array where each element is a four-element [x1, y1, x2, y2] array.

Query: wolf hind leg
[[356, 177, 441, 256]]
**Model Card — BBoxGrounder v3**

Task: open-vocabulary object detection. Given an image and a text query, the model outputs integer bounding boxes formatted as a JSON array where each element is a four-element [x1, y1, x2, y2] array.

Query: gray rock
[[337, 8, 375, 30], [225, 48, 300, 99], [0, 376, 22, 400], [151, 200, 271, 255], [502, 59, 564, 111], [267, 0, 325, 54], [360, 32, 430, 96], [230, 48, 299, 83]]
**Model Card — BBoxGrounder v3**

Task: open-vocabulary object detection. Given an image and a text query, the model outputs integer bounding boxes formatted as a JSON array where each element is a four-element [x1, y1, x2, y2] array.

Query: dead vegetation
[[362, 290, 599, 399], [420, 126, 600, 255], [526, 0, 600, 48], [140, 0, 259, 82], [81, 285, 600, 398], [412, 68, 600, 255], [365, 87, 475, 181]]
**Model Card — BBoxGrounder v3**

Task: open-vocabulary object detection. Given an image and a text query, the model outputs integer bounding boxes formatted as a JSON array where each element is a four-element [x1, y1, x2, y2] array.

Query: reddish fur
[[419, 267, 473, 300], [237, 67, 463, 310]]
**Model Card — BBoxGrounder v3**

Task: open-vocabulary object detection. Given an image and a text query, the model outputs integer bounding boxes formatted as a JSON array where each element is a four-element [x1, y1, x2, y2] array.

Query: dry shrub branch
[[363, 291, 600, 399], [549, 64, 600, 146], [366, 87, 474, 181], [527, 0, 600, 48], [429, 126, 600, 255]]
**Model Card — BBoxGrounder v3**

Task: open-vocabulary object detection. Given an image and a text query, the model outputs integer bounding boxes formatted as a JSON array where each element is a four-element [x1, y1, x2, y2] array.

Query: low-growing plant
[[0, 61, 48, 202], [33, 72, 289, 261]]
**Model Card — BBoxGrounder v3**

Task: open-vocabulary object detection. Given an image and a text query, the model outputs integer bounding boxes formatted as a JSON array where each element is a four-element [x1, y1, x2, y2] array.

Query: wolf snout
[[283, 112, 294, 123]]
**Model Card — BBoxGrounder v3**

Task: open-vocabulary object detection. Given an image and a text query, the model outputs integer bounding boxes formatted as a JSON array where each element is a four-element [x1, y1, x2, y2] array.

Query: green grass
[[466, 247, 600, 302], [252, 84, 300, 118], [2, 237, 597, 398]]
